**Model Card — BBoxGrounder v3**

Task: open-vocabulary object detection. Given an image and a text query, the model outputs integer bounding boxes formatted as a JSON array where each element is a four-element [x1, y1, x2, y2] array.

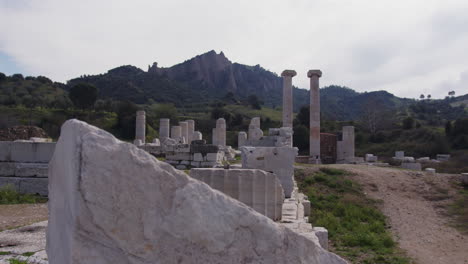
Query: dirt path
[[0, 203, 48, 232], [331, 164, 468, 264]]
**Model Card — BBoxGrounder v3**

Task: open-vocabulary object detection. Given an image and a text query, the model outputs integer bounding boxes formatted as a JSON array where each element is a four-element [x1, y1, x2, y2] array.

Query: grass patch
[[295, 167, 411, 264], [0, 251, 11, 255], [21, 252, 34, 257], [0, 185, 47, 204], [449, 186, 468, 233], [8, 259, 28, 264]]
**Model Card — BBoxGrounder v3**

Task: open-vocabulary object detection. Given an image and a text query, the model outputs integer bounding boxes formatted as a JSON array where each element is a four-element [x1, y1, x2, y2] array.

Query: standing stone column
[[281, 70, 297, 128], [212, 128, 218, 145], [135, 111, 146, 144], [308, 70, 322, 164], [159, 119, 170, 141], [179, 121, 188, 144], [186, 120, 195, 144], [216, 118, 226, 147], [171, 126, 181, 139], [342, 126, 355, 161], [238, 132, 247, 147]]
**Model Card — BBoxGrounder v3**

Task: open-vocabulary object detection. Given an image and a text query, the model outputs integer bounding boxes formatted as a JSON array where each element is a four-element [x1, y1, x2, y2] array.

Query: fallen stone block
[[436, 154, 450, 161], [313, 227, 329, 250], [240, 146, 297, 198], [425, 168, 436, 174], [47, 119, 347, 264]]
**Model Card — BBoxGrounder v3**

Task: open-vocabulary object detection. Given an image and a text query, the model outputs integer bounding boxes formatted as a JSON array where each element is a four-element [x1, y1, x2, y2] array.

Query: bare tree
[[360, 97, 396, 135]]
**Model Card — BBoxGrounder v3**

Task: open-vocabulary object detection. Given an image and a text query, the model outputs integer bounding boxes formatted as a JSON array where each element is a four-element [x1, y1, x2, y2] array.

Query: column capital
[[307, 70, 322, 78], [281, 70, 297, 77]]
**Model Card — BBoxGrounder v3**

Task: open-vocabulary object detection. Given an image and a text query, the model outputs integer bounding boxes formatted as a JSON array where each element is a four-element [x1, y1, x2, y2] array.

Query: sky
[[1, 0, 468, 99]]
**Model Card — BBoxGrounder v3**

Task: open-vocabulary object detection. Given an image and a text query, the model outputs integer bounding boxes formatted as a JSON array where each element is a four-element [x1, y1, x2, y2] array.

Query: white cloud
[[1, 0, 468, 99]]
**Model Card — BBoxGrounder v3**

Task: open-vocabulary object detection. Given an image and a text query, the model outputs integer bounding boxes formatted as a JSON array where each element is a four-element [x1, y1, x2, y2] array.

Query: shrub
[[0, 184, 46, 204]]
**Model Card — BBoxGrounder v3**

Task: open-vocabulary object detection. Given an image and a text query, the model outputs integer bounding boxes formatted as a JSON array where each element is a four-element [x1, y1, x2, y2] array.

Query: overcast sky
[[1, 0, 468, 99]]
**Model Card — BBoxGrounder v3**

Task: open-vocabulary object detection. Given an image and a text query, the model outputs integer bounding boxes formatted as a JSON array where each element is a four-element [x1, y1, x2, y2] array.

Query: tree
[[114, 101, 138, 139], [402, 116, 414, 130], [419, 94, 425, 100], [448, 91, 456, 97], [69, 83, 98, 109], [293, 125, 309, 154], [445, 121, 452, 136], [427, 94, 431, 100], [11, 73, 24, 81], [247, 95, 262, 110], [295, 106, 309, 127], [0, 72, 6, 82]]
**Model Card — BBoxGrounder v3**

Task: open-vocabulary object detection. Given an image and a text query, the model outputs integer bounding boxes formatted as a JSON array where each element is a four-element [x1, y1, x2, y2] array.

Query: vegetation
[[295, 167, 411, 264], [449, 183, 468, 233], [7, 259, 28, 264], [69, 83, 98, 109], [0, 185, 47, 204]]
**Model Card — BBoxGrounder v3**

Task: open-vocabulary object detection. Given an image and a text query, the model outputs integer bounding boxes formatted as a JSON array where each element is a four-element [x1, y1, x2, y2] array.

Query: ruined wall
[[0, 141, 55, 196]]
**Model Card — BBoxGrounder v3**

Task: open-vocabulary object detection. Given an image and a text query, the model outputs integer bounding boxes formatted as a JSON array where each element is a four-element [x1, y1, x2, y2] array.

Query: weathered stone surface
[[190, 168, 284, 221], [395, 151, 404, 159], [313, 227, 329, 250], [47, 119, 347, 263], [425, 168, 436, 174], [336, 126, 355, 163], [152, 138, 161, 146], [436, 154, 450, 161], [216, 118, 226, 147], [0, 176, 48, 196], [179, 121, 189, 145], [238, 132, 247, 148], [135, 111, 146, 143], [281, 70, 296, 129], [240, 146, 298, 198], [308, 70, 322, 163], [186, 120, 195, 143], [159, 118, 170, 140], [365, 154, 377, 162], [0, 142, 56, 163], [192, 131, 202, 141]]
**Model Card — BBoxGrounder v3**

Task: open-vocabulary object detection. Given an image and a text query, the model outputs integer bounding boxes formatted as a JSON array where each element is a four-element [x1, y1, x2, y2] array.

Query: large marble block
[[47, 119, 347, 264]]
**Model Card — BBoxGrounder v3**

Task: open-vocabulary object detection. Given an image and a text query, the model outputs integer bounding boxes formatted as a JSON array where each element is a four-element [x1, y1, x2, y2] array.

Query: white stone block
[[436, 154, 450, 161], [206, 152, 222, 162], [240, 146, 297, 198], [395, 151, 404, 159], [425, 168, 436, 174], [193, 153, 204, 162], [302, 200, 311, 217], [47, 120, 347, 264], [313, 227, 329, 250]]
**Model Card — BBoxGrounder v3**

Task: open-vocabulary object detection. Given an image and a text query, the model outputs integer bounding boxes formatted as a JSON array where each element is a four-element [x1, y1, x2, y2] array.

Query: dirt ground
[[331, 164, 468, 264], [0, 203, 48, 232]]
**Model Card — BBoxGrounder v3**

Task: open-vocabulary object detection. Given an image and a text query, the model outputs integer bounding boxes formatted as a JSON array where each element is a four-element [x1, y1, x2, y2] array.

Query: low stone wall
[[0, 141, 55, 196], [190, 168, 284, 221], [0, 161, 49, 196], [0, 141, 55, 163]]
